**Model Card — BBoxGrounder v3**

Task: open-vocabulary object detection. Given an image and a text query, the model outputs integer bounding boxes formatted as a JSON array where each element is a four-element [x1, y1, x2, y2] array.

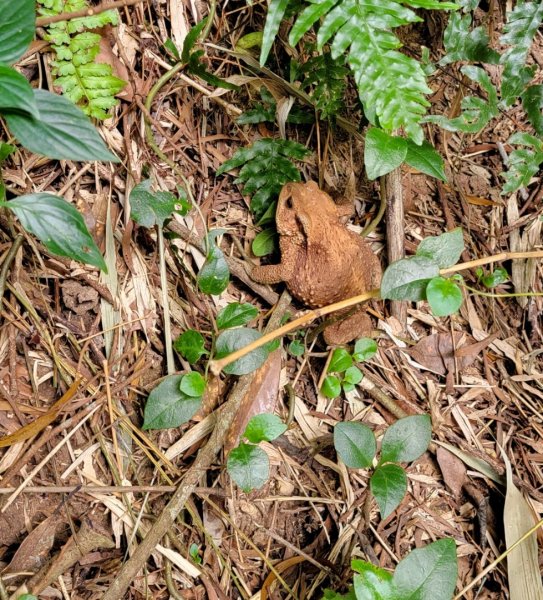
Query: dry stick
[[101, 291, 292, 600], [35, 0, 144, 26], [383, 166, 407, 328], [209, 249, 543, 375], [0, 234, 23, 310]]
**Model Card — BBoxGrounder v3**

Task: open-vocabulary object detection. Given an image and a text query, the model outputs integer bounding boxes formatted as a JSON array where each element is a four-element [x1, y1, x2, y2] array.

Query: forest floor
[[0, 1, 542, 599]]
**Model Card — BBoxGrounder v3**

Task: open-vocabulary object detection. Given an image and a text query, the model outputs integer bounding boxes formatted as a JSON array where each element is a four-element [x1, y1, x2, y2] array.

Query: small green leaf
[[216, 302, 258, 329], [380, 255, 440, 301], [179, 372, 206, 397], [370, 463, 407, 518], [252, 228, 278, 256], [416, 228, 464, 268], [236, 31, 263, 51], [227, 443, 270, 492], [5, 89, 118, 162], [321, 375, 342, 399], [344, 366, 363, 385], [353, 338, 377, 362], [130, 180, 177, 228], [364, 128, 408, 180], [351, 559, 395, 600], [143, 375, 201, 430], [481, 266, 508, 289], [197, 230, 230, 295], [15, 595, 38, 600], [174, 330, 208, 364], [181, 18, 207, 63], [260, 0, 289, 65], [244, 413, 287, 443], [7, 193, 106, 271], [0, 143, 15, 162], [393, 538, 457, 599], [0, 0, 35, 64], [380, 414, 432, 464], [189, 543, 202, 564], [334, 421, 376, 469], [522, 84, 543, 135], [404, 139, 446, 181], [288, 339, 305, 357], [328, 348, 353, 373], [215, 327, 269, 375], [0, 65, 39, 118], [426, 277, 463, 317]]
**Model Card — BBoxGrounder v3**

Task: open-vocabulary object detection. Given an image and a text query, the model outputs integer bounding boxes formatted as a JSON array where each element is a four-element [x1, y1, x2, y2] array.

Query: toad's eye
[[285, 196, 293, 210]]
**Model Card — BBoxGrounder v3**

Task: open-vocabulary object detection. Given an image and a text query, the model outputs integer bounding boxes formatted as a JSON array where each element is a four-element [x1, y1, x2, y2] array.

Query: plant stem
[[157, 225, 174, 375]]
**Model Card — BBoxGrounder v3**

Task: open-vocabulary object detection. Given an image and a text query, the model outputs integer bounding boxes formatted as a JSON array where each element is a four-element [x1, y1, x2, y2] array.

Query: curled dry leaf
[[436, 446, 467, 498]]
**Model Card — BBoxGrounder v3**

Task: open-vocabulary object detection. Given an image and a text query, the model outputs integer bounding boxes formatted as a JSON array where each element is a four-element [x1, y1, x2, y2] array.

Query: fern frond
[[290, 0, 457, 144], [501, 133, 543, 194], [500, 2, 543, 105], [441, 11, 499, 64], [38, 0, 126, 120], [217, 138, 311, 218], [301, 52, 348, 120]]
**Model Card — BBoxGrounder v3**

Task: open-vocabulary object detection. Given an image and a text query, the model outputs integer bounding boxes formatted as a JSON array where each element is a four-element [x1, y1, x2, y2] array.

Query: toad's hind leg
[[323, 309, 373, 345]]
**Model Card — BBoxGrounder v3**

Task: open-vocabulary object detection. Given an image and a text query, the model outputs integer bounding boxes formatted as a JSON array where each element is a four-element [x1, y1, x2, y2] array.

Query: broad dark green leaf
[[322, 375, 342, 399], [215, 327, 268, 375], [370, 463, 407, 518], [405, 140, 446, 181], [244, 413, 287, 443], [197, 230, 230, 295], [416, 228, 464, 268], [216, 302, 258, 330], [179, 372, 206, 397], [252, 228, 278, 256], [353, 338, 377, 362], [260, 0, 289, 66], [181, 18, 207, 63], [334, 421, 376, 469], [351, 559, 395, 600], [426, 277, 463, 317], [5, 90, 118, 162], [393, 538, 457, 600], [142, 375, 201, 430], [7, 193, 106, 271], [522, 84, 543, 135], [0, 65, 38, 117], [380, 256, 439, 301], [129, 179, 177, 228], [0, 0, 35, 64], [364, 128, 408, 180], [380, 415, 432, 464], [328, 348, 353, 373], [227, 443, 269, 492], [174, 330, 208, 364]]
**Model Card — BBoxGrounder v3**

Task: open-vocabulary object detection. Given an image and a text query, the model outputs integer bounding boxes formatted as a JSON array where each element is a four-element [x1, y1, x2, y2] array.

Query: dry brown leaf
[[503, 452, 543, 599], [4, 515, 60, 574], [436, 446, 467, 498]]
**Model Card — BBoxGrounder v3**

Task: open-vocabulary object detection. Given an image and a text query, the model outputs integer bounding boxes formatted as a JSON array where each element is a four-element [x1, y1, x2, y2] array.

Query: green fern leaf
[[260, 0, 290, 65], [522, 85, 543, 135], [501, 133, 543, 195], [217, 138, 310, 218], [301, 52, 348, 119], [500, 2, 543, 105], [441, 11, 499, 64]]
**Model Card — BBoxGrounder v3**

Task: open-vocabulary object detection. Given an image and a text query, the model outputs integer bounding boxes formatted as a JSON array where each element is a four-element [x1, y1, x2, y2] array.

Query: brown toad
[[251, 181, 381, 344]]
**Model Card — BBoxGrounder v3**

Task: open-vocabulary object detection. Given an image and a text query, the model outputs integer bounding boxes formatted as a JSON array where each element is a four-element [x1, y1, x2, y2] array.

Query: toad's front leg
[[250, 241, 297, 284]]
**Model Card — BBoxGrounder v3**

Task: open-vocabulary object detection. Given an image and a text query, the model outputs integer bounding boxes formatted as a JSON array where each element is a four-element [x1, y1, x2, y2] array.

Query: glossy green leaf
[[174, 330, 208, 364], [252, 227, 278, 256], [197, 230, 230, 295], [288, 339, 305, 357], [522, 84, 543, 135], [5, 89, 118, 162], [344, 366, 363, 386], [393, 538, 457, 599], [334, 421, 376, 469], [351, 559, 395, 600], [328, 348, 353, 373], [227, 443, 269, 492], [129, 179, 177, 228], [0, 0, 35, 64], [416, 228, 464, 268], [0, 65, 38, 117], [322, 375, 342, 399], [260, 0, 289, 65], [404, 140, 446, 182], [364, 129, 408, 180], [370, 463, 407, 518], [181, 18, 207, 63], [244, 413, 287, 443], [380, 414, 432, 464], [441, 11, 499, 65], [7, 193, 106, 271], [216, 302, 258, 330], [215, 327, 268, 375], [179, 371, 206, 397], [353, 338, 378, 362], [0, 143, 15, 162], [501, 132, 543, 194], [380, 255, 439, 301], [142, 375, 202, 430], [426, 277, 463, 317], [481, 266, 508, 289]]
